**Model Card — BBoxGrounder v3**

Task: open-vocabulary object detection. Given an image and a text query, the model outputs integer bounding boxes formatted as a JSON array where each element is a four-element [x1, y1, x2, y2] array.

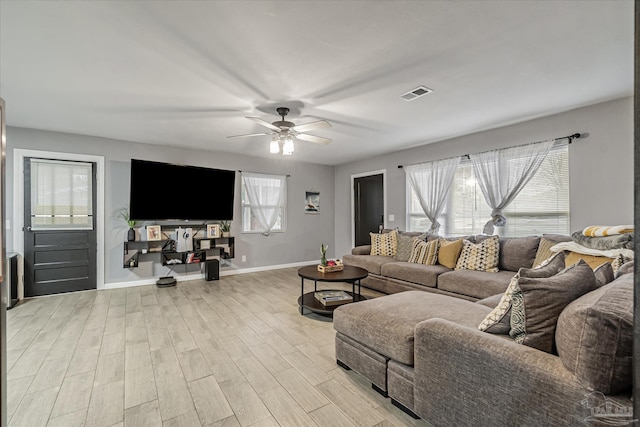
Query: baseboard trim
[[104, 260, 317, 290]]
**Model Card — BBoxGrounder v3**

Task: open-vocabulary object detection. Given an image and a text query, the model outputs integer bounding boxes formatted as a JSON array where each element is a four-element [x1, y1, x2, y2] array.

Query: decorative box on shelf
[[317, 260, 344, 273]]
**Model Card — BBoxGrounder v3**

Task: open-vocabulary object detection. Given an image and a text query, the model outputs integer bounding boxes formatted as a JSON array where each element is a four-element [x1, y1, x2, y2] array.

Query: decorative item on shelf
[[317, 259, 344, 273], [117, 207, 137, 242], [207, 224, 221, 238], [220, 220, 231, 238], [146, 225, 161, 241], [199, 239, 211, 250]]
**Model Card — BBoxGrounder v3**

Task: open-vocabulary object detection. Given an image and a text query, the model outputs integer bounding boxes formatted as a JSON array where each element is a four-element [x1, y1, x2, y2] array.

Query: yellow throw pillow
[[437, 239, 464, 269], [407, 238, 439, 265], [455, 236, 500, 272], [565, 251, 613, 270], [370, 230, 398, 257]]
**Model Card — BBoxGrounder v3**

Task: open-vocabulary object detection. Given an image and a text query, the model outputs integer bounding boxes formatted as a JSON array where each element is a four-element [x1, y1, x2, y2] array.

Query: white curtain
[[405, 156, 461, 234], [241, 172, 286, 236], [469, 139, 555, 235]]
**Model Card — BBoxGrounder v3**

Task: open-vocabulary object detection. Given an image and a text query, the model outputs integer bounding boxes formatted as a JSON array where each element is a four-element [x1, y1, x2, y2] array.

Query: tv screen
[[129, 159, 235, 221]]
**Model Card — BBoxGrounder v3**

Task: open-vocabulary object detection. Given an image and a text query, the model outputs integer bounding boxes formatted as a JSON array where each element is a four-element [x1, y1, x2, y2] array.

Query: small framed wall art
[[207, 224, 221, 238], [147, 225, 161, 241], [305, 191, 320, 214]]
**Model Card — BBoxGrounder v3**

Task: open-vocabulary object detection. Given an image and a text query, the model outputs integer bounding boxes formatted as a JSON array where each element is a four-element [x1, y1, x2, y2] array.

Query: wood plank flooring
[[6, 267, 432, 427]]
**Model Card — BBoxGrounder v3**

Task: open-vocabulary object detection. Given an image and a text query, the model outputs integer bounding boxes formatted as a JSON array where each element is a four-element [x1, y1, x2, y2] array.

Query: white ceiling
[[0, 1, 633, 166]]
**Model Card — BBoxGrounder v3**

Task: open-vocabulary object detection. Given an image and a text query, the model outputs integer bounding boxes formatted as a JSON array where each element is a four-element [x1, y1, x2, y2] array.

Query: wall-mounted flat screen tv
[[129, 159, 235, 221]]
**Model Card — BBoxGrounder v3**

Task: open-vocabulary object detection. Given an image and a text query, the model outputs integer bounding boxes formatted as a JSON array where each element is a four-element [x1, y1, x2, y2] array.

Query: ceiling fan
[[227, 107, 332, 155]]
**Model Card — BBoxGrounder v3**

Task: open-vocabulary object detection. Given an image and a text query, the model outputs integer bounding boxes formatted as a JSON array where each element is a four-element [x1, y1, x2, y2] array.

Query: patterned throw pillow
[[395, 233, 414, 262], [478, 252, 566, 334], [407, 238, 439, 265], [437, 239, 464, 269], [510, 259, 598, 353], [370, 230, 397, 257], [455, 236, 499, 272]]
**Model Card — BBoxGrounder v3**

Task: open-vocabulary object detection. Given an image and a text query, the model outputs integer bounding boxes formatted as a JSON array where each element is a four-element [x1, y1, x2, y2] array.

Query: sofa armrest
[[351, 245, 371, 255], [413, 319, 602, 427]]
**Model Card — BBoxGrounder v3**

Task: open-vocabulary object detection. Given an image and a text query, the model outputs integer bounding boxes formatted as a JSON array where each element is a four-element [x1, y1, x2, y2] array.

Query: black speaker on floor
[[205, 259, 219, 281]]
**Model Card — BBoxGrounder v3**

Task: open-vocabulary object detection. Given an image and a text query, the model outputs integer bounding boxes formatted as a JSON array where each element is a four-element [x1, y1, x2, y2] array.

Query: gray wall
[[6, 127, 335, 286], [333, 97, 634, 257]]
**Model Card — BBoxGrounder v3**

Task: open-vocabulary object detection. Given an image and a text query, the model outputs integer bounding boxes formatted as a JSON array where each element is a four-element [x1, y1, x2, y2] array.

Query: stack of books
[[314, 290, 353, 307]]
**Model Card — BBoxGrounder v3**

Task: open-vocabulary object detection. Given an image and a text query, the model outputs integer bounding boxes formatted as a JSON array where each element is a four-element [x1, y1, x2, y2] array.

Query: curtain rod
[[398, 133, 582, 169], [238, 170, 291, 177]]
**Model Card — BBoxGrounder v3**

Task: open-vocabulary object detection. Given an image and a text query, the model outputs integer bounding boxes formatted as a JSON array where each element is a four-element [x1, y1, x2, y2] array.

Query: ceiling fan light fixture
[[269, 137, 280, 154], [282, 138, 294, 156]]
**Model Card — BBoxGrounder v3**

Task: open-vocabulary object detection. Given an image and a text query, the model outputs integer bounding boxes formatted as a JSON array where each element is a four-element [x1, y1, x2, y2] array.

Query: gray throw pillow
[[593, 262, 614, 287], [478, 253, 565, 335], [395, 233, 413, 262], [510, 259, 597, 353]]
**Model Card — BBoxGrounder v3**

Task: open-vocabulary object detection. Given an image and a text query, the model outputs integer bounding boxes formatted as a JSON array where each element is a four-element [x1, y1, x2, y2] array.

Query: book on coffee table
[[314, 290, 353, 307]]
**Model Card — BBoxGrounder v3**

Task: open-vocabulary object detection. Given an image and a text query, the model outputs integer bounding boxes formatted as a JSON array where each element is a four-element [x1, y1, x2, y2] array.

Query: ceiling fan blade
[[227, 132, 270, 139], [291, 120, 332, 133], [246, 117, 281, 132], [296, 133, 332, 145]]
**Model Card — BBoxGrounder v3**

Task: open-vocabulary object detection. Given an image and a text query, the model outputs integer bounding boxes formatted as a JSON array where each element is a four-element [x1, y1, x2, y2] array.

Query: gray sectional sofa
[[335, 234, 634, 426], [343, 233, 550, 300]]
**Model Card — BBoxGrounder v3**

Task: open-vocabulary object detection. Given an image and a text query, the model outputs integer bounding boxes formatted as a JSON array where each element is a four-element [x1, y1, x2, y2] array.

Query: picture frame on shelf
[[146, 225, 161, 241], [199, 240, 211, 250], [207, 224, 221, 238]]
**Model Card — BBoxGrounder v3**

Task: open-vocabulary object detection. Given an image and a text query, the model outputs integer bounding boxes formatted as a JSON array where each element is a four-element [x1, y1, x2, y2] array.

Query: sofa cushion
[[615, 260, 634, 278], [533, 234, 572, 267], [395, 233, 414, 262], [342, 254, 395, 276], [370, 230, 397, 257], [510, 259, 597, 353], [381, 262, 450, 288], [333, 291, 491, 365], [594, 262, 614, 287], [407, 239, 438, 265], [437, 269, 515, 300], [437, 238, 464, 269], [556, 273, 633, 394], [477, 253, 566, 335], [477, 235, 540, 271], [455, 236, 499, 272]]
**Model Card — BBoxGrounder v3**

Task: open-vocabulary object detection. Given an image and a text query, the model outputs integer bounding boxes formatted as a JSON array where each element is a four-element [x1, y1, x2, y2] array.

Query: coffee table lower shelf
[[298, 290, 367, 316]]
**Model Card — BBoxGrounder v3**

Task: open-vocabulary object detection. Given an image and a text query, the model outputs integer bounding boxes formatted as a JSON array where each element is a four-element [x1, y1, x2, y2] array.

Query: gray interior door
[[354, 174, 384, 247], [23, 158, 97, 297]]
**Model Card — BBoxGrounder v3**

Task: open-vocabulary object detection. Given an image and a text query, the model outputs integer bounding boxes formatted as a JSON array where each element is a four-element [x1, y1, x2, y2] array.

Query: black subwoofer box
[[205, 259, 220, 281]]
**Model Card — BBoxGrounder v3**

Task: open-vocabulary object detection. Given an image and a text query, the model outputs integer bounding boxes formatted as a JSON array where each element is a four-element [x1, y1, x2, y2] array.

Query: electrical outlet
[[388, 214, 395, 222], [242, 255, 247, 262]]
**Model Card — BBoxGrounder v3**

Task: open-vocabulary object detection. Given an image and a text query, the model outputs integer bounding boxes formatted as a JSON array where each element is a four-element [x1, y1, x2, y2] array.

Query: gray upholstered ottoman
[[333, 291, 491, 413]]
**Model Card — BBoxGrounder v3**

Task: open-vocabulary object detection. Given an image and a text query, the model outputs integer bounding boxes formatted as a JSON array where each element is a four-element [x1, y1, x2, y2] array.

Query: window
[[241, 173, 286, 233], [30, 158, 94, 230], [408, 144, 569, 236]]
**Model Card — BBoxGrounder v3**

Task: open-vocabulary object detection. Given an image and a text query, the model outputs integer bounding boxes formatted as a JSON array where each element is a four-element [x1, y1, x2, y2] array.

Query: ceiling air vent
[[401, 85, 434, 101]]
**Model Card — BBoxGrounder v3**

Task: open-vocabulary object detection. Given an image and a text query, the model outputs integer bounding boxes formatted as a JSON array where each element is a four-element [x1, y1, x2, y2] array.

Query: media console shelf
[[123, 237, 234, 268]]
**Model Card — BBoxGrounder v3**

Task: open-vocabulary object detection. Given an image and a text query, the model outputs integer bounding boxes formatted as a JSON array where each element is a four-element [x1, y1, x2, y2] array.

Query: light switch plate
[[388, 214, 395, 222]]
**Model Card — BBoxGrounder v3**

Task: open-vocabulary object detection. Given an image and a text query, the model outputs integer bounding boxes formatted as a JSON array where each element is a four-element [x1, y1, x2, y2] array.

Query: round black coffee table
[[297, 265, 368, 316]]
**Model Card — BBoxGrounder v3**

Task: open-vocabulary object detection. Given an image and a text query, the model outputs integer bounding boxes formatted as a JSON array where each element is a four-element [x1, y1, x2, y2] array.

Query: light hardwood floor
[[6, 267, 432, 427]]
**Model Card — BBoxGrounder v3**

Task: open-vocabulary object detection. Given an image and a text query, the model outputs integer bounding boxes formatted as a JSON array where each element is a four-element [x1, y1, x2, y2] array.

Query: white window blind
[[408, 144, 569, 236], [30, 158, 93, 230], [241, 172, 286, 234]]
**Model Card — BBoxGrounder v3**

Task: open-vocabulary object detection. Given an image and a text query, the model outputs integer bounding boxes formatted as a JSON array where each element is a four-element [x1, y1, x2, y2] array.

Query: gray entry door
[[354, 174, 384, 247], [23, 157, 97, 296]]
